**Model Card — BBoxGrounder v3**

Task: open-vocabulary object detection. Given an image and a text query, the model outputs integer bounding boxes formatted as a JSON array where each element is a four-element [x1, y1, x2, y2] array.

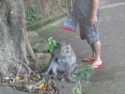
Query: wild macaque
[[42, 41, 78, 83]]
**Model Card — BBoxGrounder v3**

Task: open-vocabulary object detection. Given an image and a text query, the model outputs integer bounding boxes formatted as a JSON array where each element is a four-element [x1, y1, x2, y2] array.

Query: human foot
[[91, 59, 102, 68], [83, 56, 95, 62]]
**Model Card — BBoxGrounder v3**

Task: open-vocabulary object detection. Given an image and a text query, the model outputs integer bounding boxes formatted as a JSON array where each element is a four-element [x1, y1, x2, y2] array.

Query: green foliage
[[75, 87, 82, 94], [26, 7, 38, 26], [47, 37, 57, 53], [74, 64, 94, 84]]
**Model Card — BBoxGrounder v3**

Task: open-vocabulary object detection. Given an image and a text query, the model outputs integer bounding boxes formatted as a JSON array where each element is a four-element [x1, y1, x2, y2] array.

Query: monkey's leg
[[42, 60, 54, 76], [71, 64, 78, 74], [65, 64, 77, 83], [59, 73, 66, 81], [51, 66, 58, 79]]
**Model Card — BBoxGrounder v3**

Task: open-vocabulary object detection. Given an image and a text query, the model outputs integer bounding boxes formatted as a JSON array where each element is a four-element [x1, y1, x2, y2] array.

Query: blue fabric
[[63, 16, 77, 31]]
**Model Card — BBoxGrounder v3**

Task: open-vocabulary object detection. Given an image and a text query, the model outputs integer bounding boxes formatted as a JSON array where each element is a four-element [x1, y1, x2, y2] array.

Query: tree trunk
[[0, 0, 35, 78]]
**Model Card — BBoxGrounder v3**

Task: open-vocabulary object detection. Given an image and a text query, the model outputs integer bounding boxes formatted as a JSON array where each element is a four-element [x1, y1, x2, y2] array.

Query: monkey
[[42, 41, 78, 83]]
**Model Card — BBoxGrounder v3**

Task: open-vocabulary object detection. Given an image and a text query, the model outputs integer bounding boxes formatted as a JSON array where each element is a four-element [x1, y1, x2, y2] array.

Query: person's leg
[[83, 21, 102, 66], [91, 40, 102, 68], [90, 44, 96, 58], [83, 44, 95, 62], [79, 19, 102, 65], [79, 20, 96, 62]]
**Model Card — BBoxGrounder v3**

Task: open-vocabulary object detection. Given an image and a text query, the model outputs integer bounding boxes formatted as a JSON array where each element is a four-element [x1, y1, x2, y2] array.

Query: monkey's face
[[60, 41, 72, 56]]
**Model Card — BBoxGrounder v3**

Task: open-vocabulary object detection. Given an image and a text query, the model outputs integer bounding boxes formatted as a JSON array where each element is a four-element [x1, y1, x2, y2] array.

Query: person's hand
[[90, 16, 98, 25]]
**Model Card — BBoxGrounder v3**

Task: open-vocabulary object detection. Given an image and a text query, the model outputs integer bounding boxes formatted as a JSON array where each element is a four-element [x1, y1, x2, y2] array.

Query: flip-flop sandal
[[91, 63, 103, 69], [83, 57, 95, 62]]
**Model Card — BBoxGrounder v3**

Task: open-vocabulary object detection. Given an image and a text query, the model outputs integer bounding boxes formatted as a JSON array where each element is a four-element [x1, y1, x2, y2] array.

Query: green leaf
[[75, 88, 82, 94], [84, 64, 94, 72], [74, 71, 85, 80]]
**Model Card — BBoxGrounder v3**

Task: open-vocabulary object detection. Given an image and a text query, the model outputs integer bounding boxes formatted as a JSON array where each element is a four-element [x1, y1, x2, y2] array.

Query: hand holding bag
[[63, 0, 78, 32]]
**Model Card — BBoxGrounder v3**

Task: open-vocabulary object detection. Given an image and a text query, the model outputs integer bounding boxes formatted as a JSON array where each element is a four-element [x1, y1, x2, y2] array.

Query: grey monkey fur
[[42, 41, 78, 83]]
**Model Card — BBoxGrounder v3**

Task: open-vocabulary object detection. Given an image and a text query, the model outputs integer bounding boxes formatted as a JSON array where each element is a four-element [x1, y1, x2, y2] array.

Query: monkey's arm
[[42, 60, 54, 76]]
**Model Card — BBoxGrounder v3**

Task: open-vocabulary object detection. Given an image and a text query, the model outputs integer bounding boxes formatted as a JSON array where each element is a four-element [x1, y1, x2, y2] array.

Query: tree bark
[[0, 0, 35, 78]]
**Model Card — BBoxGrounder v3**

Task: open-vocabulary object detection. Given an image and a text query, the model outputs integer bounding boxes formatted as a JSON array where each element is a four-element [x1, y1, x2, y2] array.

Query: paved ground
[[1, 0, 125, 94], [39, 1, 125, 94]]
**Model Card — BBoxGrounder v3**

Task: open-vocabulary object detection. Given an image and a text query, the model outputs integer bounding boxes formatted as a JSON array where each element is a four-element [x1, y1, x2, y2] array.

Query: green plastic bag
[[48, 37, 57, 53]]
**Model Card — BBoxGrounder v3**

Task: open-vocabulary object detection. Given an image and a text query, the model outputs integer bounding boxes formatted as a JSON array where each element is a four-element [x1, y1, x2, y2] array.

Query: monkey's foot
[[67, 78, 77, 83], [59, 76, 65, 82]]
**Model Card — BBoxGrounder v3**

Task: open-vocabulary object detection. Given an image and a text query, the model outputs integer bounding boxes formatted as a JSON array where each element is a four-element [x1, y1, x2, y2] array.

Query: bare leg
[[91, 41, 102, 68], [90, 44, 96, 58], [83, 45, 95, 62]]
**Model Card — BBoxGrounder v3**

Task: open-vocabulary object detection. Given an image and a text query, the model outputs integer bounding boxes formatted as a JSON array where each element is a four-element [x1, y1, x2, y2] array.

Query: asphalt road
[[0, 0, 125, 94]]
